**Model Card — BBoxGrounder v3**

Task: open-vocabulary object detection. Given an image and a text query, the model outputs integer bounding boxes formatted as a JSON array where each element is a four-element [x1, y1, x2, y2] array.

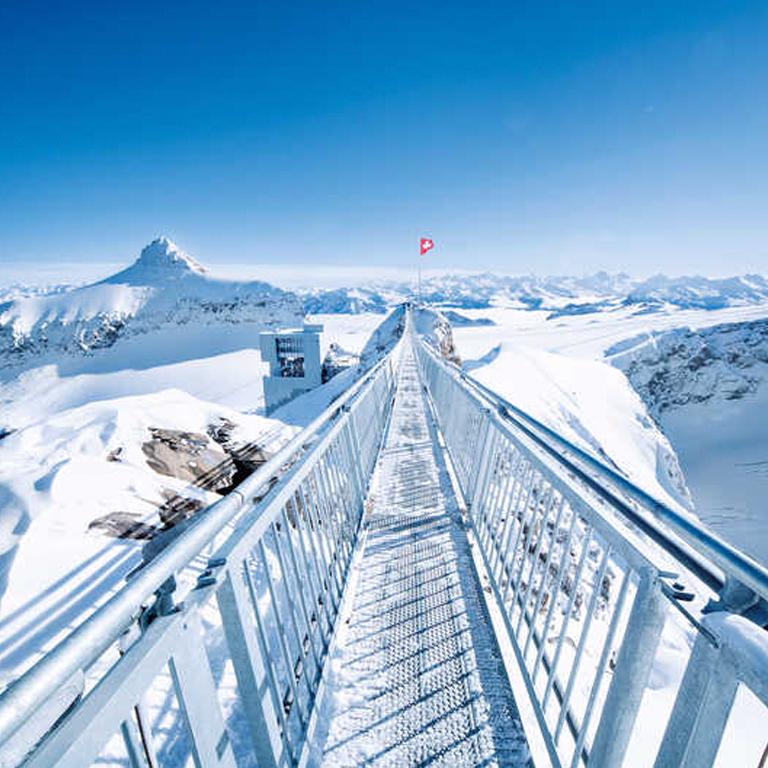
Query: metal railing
[[0, 347, 399, 768], [415, 332, 768, 768], [463, 369, 768, 619]]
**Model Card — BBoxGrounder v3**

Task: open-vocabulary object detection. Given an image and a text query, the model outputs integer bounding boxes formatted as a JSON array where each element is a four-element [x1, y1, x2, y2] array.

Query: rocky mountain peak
[[133, 237, 207, 275]]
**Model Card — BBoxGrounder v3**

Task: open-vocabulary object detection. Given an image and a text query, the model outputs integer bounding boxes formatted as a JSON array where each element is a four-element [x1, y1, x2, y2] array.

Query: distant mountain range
[[300, 271, 768, 314], [2, 239, 767, 369]]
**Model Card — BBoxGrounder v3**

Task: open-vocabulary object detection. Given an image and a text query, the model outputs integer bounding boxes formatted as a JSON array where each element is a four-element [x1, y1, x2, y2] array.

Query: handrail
[[0, 350, 396, 750], [423, 338, 768, 607]]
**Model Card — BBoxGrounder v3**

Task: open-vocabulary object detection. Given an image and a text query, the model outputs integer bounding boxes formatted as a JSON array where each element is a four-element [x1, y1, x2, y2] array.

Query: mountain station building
[[259, 324, 324, 414]]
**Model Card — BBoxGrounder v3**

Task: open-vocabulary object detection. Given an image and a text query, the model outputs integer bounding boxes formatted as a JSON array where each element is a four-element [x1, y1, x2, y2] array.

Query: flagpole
[[417, 249, 421, 305], [417, 238, 433, 305]]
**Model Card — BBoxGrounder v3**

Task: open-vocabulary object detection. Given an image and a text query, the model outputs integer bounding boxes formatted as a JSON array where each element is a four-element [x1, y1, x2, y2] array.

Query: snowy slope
[[0, 388, 292, 684], [0, 306, 407, 689], [0, 283, 79, 303], [609, 318, 768, 564], [0, 238, 302, 367], [0, 325, 272, 433], [440, 303, 768, 768], [464, 342, 692, 511], [439, 301, 768, 768], [307, 311, 387, 347], [448, 302, 768, 360]]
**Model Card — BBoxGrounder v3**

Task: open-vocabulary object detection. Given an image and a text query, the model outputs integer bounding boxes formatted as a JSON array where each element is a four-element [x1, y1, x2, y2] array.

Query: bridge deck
[[313, 346, 530, 767]]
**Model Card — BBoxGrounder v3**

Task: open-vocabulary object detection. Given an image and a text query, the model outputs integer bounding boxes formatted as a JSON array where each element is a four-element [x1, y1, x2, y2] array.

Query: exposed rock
[[142, 427, 237, 492], [106, 446, 123, 462], [206, 417, 238, 447], [156, 490, 205, 528], [609, 318, 768, 418], [88, 512, 156, 540], [88, 488, 207, 540], [322, 342, 359, 383], [206, 417, 276, 489], [91, 417, 278, 543], [414, 306, 461, 364]]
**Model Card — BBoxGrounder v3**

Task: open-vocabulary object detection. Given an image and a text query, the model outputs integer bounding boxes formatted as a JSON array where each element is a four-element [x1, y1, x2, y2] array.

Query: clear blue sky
[[1, 1, 767, 276]]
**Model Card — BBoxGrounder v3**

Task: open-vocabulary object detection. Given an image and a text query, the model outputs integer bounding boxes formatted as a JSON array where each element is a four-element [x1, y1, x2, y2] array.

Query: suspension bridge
[[0, 307, 766, 768]]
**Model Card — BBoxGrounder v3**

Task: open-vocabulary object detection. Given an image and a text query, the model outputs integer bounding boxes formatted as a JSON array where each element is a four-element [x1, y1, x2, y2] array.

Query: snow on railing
[[0, 348, 399, 768], [415, 329, 768, 768]]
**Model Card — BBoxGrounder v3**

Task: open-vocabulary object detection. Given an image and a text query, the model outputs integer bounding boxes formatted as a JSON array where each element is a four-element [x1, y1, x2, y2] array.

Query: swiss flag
[[420, 237, 434, 256]]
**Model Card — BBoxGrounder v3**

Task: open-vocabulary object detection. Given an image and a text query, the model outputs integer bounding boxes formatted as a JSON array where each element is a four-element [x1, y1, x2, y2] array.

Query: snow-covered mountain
[[0, 238, 302, 368], [625, 274, 768, 311], [302, 287, 389, 315], [607, 317, 768, 565], [299, 271, 768, 314], [607, 317, 768, 417], [7, 259, 767, 332]]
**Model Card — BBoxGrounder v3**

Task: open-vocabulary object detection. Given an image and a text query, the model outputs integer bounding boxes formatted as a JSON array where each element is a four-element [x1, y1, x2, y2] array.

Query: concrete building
[[259, 324, 324, 414]]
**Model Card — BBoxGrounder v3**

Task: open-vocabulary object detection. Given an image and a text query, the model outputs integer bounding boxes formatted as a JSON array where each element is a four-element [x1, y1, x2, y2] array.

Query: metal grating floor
[[314, 346, 530, 767]]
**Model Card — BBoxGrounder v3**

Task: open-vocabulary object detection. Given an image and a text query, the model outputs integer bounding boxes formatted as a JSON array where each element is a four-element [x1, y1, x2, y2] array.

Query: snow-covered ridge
[[626, 274, 768, 310], [608, 317, 768, 418], [606, 316, 768, 566], [0, 283, 80, 303], [0, 238, 303, 367], [302, 287, 389, 315], [300, 271, 636, 312]]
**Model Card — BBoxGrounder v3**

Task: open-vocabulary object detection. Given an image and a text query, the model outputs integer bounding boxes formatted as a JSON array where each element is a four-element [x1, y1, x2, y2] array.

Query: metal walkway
[[314, 346, 530, 766]]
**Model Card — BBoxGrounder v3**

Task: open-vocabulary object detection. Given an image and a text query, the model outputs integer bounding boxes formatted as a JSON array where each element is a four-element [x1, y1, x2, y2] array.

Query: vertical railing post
[[343, 409, 366, 505], [216, 568, 285, 768], [654, 619, 739, 768], [169, 612, 237, 768], [590, 568, 666, 767], [678, 662, 738, 768], [468, 412, 493, 513]]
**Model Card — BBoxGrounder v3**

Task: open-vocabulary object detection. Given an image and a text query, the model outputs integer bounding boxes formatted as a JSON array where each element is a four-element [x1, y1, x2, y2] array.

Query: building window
[[275, 336, 305, 378]]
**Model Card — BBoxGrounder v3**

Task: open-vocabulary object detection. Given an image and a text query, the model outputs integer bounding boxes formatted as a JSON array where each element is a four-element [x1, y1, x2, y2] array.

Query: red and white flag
[[420, 237, 434, 255]]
